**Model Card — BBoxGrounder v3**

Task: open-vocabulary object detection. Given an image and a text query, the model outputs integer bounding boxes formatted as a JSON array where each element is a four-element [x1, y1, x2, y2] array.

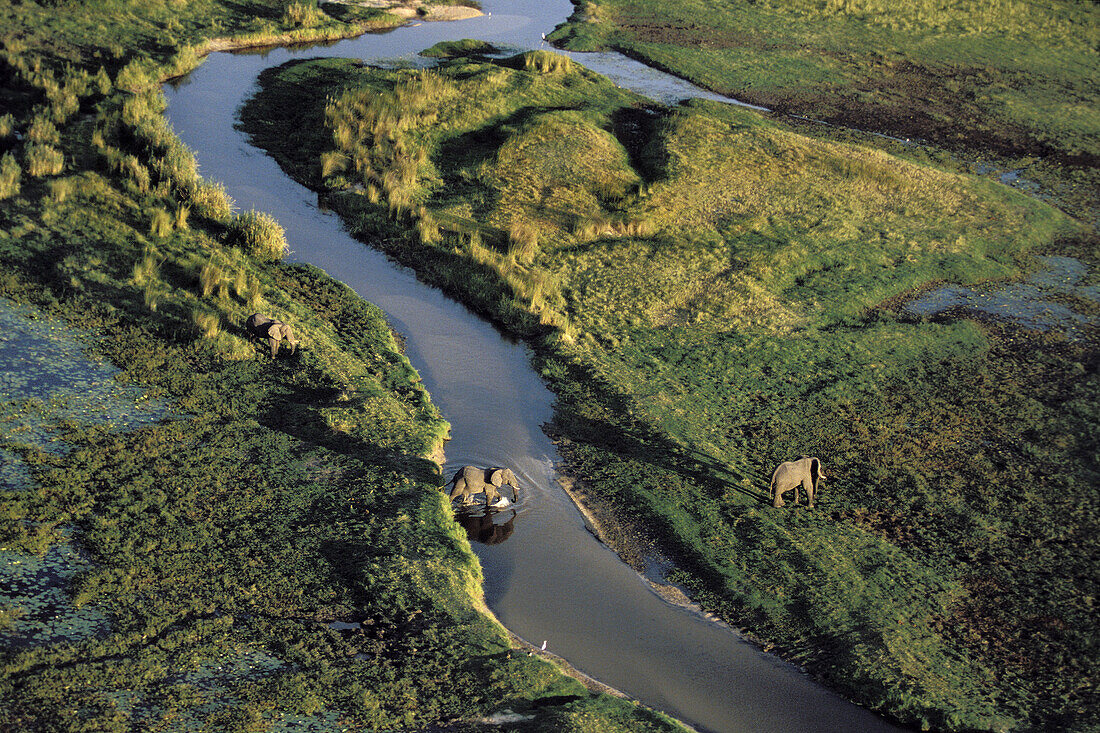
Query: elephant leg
[[772, 486, 784, 508], [268, 336, 279, 357], [450, 479, 469, 504], [483, 485, 501, 505], [803, 478, 815, 508]]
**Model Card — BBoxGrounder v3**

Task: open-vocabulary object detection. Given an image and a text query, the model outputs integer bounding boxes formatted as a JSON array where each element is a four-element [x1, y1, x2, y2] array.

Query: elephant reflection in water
[[457, 509, 516, 546]]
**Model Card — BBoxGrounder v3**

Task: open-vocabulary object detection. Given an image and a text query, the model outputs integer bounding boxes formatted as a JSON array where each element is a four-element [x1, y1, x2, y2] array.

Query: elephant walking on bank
[[445, 466, 519, 506], [770, 456, 825, 508], [245, 313, 299, 357]]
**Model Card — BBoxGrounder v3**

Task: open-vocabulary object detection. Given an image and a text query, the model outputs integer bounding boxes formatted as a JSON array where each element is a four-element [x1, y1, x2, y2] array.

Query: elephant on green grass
[[245, 313, 299, 357], [770, 456, 825, 508], [445, 466, 519, 506]]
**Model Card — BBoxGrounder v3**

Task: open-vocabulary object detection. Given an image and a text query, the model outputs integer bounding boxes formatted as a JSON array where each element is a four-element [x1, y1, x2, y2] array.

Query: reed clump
[[519, 50, 575, 74]]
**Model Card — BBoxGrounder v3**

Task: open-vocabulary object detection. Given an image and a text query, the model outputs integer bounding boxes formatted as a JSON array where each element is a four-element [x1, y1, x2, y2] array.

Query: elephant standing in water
[[445, 466, 519, 506], [245, 313, 299, 357], [456, 509, 517, 546], [770, 456, 825, 508]]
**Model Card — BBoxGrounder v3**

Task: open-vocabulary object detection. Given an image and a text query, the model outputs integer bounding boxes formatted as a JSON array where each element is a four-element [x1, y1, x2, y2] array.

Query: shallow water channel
[[164, 3, 901, 730]]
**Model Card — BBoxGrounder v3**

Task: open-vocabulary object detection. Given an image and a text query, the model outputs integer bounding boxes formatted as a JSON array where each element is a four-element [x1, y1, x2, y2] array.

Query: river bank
[[241, 47, 1097, 731], [0, 2, 693, 730]]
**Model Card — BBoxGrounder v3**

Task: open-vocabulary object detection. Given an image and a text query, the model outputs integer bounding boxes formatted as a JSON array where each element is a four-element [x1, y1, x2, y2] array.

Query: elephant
[[770, 456, 825, 508], [245, 313, 299, 357], [445, 466, 519, 506], [456, 509, 516, 546]]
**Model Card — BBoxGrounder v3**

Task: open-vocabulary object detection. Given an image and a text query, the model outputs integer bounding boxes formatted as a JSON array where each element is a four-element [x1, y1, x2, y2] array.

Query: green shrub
[[226, 209, 289, 261]]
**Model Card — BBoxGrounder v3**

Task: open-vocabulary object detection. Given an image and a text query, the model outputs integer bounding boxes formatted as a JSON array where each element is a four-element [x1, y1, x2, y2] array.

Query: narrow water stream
[[164, 3, 901, 730]]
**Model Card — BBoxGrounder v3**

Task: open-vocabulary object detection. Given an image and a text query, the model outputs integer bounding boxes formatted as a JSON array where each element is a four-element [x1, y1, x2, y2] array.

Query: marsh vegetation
[[244, 50, 1099, 731], [0, 2, 692, 731], [550, 0, 1100, 222]]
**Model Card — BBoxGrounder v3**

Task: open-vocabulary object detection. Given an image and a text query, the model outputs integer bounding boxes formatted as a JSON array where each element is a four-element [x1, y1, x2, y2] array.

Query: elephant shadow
[[456, 508, 517, 546]]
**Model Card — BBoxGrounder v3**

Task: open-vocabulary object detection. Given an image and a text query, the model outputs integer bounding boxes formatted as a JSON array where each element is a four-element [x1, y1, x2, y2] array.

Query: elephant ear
[[488, 469, 504, 487]]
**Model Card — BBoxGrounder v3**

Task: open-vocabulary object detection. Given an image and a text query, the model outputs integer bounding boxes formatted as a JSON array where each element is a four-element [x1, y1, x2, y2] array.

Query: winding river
[[164, 2, 901, 731]]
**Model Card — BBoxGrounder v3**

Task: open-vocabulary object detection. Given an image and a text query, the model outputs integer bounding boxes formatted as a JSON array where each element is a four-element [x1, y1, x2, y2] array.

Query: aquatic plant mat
[[0, 3, 691, 730], [241, 51, 1100, 731]]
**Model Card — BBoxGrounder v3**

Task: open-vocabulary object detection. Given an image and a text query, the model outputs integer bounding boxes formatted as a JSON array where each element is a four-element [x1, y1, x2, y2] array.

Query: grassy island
[[0, 2, 689, 731], [241, 49, 1098, 731]]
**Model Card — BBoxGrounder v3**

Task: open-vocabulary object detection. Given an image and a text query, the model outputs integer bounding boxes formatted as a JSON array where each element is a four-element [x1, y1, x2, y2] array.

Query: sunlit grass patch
[[226, 209, 289, 260], [24, 143, 64, 177]]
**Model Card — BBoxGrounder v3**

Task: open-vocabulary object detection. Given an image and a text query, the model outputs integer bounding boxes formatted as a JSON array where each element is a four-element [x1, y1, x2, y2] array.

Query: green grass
[[548, 0, 1100, 221], [242, 52, 1099, 731], [0, 4, 691, 732]]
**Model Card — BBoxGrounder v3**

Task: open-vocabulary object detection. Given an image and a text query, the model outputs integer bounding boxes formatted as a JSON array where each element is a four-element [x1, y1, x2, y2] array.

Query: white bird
[[540, 640, 547, 651]]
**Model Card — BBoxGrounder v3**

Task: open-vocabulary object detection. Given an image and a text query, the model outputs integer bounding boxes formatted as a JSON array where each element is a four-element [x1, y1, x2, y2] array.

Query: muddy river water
[[164, 2, 901, 730]]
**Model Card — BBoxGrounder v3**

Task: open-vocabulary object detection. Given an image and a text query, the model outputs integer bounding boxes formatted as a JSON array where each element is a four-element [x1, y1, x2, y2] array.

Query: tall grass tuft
[[184, 180, 236, 222], [0, 153, 20, 199], [191, 309, 222, 340], [0, 113, 15, 140], [114, 154, 150, 192], [26, 109, 60, 145], [174, 204, 190, 230], [131, 249, 159, 287], [143, 283, 162, 312], [508, 221, 539, 262], [416, 210, 440, 245], [24, 143, 64, 177], [520, 50, 575, 74], [149, 208, 174, 238], [283, 0, 324, 28], [199, 262, 225, 298], [48, 178, 76, 203], [226, 210, 289, 261]]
